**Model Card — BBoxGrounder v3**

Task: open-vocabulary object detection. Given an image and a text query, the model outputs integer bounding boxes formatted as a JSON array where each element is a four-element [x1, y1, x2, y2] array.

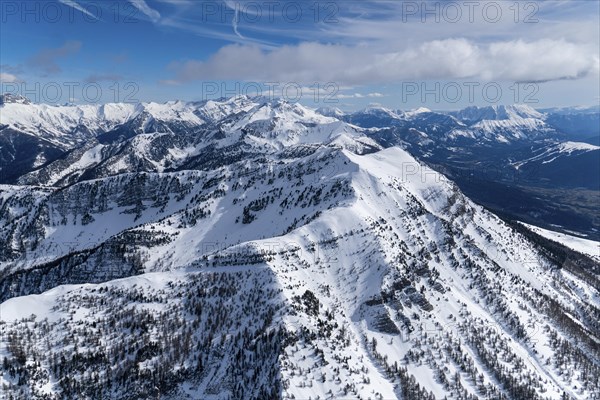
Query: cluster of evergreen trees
[[1, 269, 286, 399]]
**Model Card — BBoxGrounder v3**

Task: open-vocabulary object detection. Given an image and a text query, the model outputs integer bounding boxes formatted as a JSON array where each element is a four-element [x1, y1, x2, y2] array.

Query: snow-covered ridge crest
[[451, 104, 545, 122], [0, 95, 565, 150], [0, 97, 201, 147], [0, 95, 353, 149], [2, 95, 385, 187]]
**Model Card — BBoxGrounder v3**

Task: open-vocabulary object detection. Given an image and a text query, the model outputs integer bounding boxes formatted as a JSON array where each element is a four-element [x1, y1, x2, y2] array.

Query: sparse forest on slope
[[0, 97, 598, 400]]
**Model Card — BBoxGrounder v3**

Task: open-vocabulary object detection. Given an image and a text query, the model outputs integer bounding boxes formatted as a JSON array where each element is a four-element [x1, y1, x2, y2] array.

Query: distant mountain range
[[319, 103, 599, 238]]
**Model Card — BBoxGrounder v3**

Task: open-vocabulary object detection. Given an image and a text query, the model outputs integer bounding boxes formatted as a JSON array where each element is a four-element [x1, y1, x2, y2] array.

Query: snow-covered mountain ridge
[[0, 96, 599, 400], [0, 95, 382, 185], [338, 103, 558, 144], [1, 96, 577, 189], [0, 95, 354, 149], [0, 97, 557, 150]]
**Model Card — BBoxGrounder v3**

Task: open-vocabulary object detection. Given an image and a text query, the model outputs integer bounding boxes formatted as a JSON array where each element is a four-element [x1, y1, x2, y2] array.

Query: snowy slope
[[446, 105, 551, 143], [0, 101, 137, 148], [513, 141, 600, 168], [521, 222, 600, 261], [0, 99, 599, 400]]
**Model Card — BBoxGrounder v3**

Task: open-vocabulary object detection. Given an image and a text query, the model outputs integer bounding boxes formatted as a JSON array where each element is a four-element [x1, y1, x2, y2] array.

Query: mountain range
[[2, 94, 597, 237], [327, 103, 600, 239], [0, 94, 599, 400]]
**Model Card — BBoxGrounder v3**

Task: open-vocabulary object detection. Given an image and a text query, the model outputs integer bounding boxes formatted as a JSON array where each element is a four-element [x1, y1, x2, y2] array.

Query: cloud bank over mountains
[[167, 38, 599, 85]]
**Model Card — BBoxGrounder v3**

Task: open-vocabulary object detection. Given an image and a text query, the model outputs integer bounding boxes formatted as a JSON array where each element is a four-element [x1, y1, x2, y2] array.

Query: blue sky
[[1, 0, 598, 110]]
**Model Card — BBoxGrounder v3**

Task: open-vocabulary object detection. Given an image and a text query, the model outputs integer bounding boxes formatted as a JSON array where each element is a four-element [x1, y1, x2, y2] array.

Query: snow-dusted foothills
[[0, 96, 599, 400]]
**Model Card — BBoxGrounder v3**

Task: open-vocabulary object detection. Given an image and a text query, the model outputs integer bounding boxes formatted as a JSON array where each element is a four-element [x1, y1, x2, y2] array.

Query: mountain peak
[[505, 104, 544, 118], [452, 104, 544, 122], [0, 93, 31, 105], [316, 106, 345, 118], [401, 107, 432, 117], [358, 105, 403, 120]]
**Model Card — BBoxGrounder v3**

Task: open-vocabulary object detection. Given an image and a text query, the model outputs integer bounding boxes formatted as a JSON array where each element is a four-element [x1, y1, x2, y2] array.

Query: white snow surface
[[521, 222, 600, 261], [0, 100, 598, 400]]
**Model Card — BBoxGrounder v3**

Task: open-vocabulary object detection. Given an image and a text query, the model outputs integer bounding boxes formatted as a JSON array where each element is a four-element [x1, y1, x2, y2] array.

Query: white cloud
[[58, 0, 99, 20], [129, 0, 161, 23], [158, 16, 274, 47], [0, 72, 18, 83], [168, 39, 599, 85], [155, 0, 193, 5], [223, 0, 245, 39], [337, 92, 385, 99], [486, 39, 600, 82]]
